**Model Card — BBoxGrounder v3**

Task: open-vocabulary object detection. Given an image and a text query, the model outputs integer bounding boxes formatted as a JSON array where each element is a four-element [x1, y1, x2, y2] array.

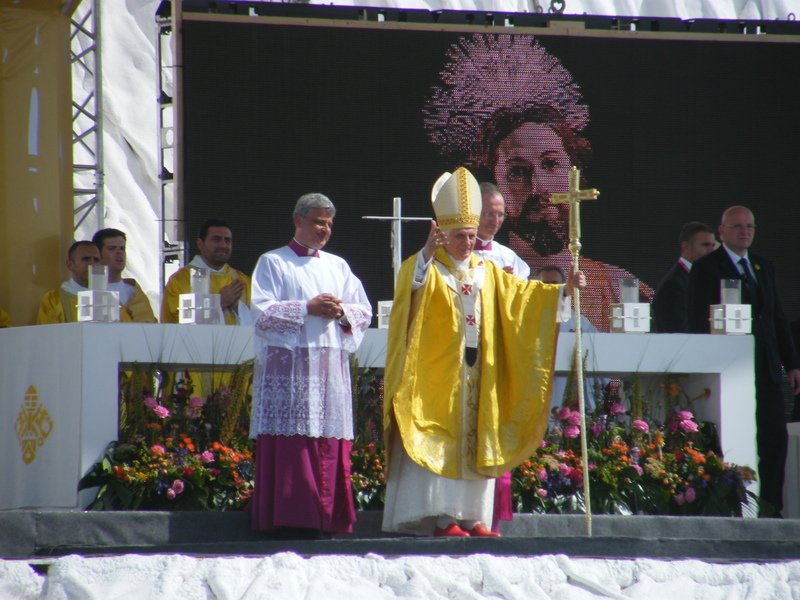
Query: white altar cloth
[[0, 325, 757, 509], [0, 324, 252, 510]]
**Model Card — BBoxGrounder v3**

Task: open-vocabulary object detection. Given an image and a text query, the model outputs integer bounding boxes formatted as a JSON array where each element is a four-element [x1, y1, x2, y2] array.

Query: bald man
[[689, 206, 800, 517]]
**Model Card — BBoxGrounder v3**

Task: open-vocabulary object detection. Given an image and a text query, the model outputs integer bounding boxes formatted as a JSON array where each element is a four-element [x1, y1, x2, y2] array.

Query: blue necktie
[[738, 257, 757, 289]]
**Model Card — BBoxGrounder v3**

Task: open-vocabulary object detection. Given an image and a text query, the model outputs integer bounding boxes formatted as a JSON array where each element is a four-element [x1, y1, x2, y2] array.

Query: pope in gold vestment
[[382, 245, 562, 534]]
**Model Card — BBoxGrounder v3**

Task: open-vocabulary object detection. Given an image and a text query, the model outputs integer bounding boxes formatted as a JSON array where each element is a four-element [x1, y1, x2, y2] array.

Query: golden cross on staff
[[551, 166, 599, 537]]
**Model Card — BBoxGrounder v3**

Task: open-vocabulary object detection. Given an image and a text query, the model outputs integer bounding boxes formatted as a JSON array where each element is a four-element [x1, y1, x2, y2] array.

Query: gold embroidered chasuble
[[384, 247, 562, 480]]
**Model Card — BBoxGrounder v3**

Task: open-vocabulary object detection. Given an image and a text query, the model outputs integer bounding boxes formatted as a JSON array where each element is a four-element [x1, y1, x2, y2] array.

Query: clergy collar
[[474, 237, 493, 251], [189, 255, 228, 273], [62, 279, 88, 294], [289, 238, 320, 258]]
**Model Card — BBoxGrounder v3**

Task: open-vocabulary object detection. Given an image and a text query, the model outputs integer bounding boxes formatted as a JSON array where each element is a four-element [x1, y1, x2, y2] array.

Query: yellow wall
[[1, 3, 75, 326]]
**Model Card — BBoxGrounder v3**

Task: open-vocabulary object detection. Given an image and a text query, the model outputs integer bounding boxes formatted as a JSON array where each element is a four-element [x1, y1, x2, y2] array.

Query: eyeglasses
[[480, 211, 507, 219]]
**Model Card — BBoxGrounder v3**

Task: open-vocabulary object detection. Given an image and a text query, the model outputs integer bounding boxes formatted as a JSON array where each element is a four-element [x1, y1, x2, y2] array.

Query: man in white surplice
[[249, 193, 372, 536]]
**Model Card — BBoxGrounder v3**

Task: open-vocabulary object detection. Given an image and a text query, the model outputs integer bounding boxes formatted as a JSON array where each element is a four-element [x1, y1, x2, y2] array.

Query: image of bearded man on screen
[[423, 33, 653, 331]]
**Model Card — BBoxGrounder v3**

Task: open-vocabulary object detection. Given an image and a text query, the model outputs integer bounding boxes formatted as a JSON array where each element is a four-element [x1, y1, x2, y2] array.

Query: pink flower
[[559, 463, 570, 476], [166, 488, 177, 500], [591, 422, 603, 438], [200, 450, 215, 464], [632, 464, 643, 476], [557, 406, 572, 421], [674, 492, 685, 506], [563, 425, 580, 439], [685, 487, 696, 503], [632, 419, 649, 433], [189, 396, 205, 409], [678, 410, 694, 421], [153, 405, 170, 419], [679, 419, 699, 433], [171, 480, 185, 494], [536, 488, 548, 498], [536, 468, 547, 481], [143, 396, 158, 409], [150, 444, 166, 456], [566, 411, 582, 427], [540, 439, 548, 448], [609, 402, 626, 416]]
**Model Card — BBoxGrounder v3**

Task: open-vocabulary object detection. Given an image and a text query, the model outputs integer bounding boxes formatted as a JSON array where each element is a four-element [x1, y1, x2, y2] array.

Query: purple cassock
[[248, 238, 372, 534]]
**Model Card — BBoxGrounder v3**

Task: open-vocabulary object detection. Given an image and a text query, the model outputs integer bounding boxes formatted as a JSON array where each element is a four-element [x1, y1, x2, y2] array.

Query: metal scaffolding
[[70, 0, 104, 233], [157, 0, 183, 292]]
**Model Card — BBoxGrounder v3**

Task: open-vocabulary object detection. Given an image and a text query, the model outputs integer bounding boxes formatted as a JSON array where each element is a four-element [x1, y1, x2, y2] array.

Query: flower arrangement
[[80, 362, 255, 510], [345, 372, 757, 517], [512, 376, 757, 516]]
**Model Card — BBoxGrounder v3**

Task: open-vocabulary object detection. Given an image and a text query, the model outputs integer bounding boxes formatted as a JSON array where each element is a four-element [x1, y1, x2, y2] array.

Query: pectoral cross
[[363, 197, 429, 288], [550, 165, 599, 537]]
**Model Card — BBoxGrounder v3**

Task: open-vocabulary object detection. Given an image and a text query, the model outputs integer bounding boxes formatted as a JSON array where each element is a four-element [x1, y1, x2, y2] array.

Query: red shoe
[[434, 523, 470, 537], [468, 523, 501, 537]]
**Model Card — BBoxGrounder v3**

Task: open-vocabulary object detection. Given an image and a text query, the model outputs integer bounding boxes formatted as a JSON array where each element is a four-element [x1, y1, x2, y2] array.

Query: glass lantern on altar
[[77, 264, 120, 322], [179, 267, 223, 324], [710, 278, 751, 335], [609, 278, 650, 333]]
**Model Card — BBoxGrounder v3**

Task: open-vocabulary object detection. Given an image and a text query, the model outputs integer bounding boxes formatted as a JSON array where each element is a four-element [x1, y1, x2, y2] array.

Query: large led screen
[[181, 15, 800, 330]]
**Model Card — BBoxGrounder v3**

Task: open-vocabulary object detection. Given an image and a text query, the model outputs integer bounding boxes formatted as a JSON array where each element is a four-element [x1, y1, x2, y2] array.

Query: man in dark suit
[[688, 206, 800, 516], [653, 222, 716, 333]]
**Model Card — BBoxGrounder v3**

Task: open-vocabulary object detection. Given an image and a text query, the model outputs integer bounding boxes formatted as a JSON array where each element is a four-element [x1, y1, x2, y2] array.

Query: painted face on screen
[[478, 193, 506, 240], [68, 244, 101, 287], [718, 207, 755, 256], [197, 226, 233, 270], [492, 122, 571, 257], [99, 236, 127, 276], [444, 227, 477, 261], [294, 207, 333, 250]]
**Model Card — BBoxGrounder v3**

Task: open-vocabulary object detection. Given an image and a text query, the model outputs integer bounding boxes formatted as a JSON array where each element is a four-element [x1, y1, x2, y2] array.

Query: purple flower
[[632, 464, 643, 476], [563, 425, 580, 439], [200, 450, 215, 464], [189, 396, 205, 409], [609, 402, 626, 416], [591, 422, 603, 438], [685, 487, 696, 503], [566, 411, 582, 427], [153, 405, 170, 419], [557, 406, 571, 421], [171, 480, 185, 494], [632, 419, 649, 433], [675, 492, 685, 506], [143, 396, 158, 409]]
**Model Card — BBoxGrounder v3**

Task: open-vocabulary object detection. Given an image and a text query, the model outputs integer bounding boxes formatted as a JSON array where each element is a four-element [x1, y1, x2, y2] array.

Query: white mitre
[[430, 166, 481, 231]]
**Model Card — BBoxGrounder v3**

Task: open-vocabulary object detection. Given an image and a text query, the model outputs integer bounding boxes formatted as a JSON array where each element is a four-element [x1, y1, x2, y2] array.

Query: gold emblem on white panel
[[15, 385, 54, 464]]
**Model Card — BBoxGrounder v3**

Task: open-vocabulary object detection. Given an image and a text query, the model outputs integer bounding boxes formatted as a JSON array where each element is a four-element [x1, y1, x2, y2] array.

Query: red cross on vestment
[[466, 315, 476, 326], [461, 283, 473, 296]]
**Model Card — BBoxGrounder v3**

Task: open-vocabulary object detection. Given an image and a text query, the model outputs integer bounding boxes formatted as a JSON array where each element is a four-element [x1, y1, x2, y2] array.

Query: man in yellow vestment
[[92, 228, 157, 323], [161, 219, 252, 326], [36, 241, 101, 324], [382, 167, 584, 537]]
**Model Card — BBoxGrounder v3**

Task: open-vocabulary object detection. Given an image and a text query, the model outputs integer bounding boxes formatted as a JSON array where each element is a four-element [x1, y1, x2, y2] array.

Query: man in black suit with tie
[[653, 222, 716, 332], [689, 206, 800, 516]]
